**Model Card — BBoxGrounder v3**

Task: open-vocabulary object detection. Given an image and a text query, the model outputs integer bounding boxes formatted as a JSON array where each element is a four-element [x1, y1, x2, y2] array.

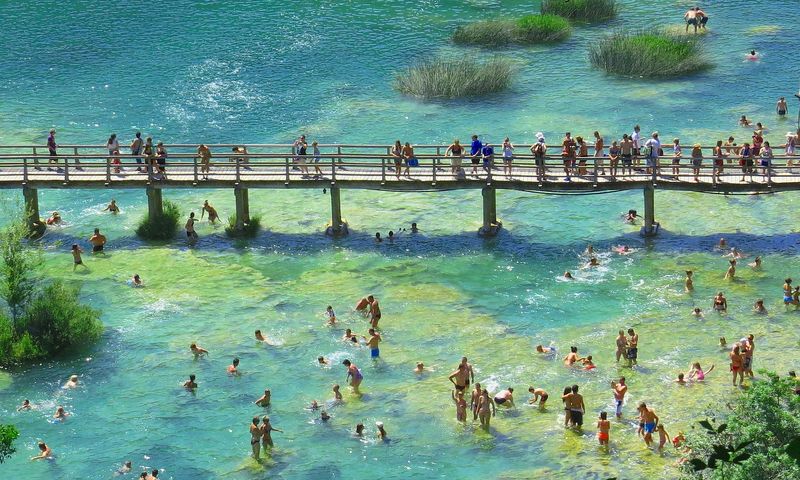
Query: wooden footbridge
[[0, 143, 796, 236]]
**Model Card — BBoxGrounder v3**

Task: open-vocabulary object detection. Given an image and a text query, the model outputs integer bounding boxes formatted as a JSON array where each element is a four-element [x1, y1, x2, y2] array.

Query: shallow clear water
[[1, 1, 800, 479]]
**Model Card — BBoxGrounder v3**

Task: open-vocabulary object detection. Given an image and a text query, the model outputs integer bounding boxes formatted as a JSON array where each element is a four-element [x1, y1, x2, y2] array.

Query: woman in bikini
[[712, 292, 727, 313], [249, 416, 262, 460], [687, 362, 714, 381], [391, 140, 402, 179], [730, 345, 744, 386]]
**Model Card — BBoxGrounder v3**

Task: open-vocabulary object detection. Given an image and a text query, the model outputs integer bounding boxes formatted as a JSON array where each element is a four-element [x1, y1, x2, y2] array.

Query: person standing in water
[[611, 377, 627, 418], [367, 295, 381, 328], [201, 200, 219, 224], [260, 416, 283, 451], [452, 390, 467, 422], [626, 329, 638, 366], [343, 359, 363, 393], [685, 270, 694, 292], [730, 345, 744, 386], [71, 244, 87, 271], [477, 388, 496, 429], [615, 330, 628, 362], [777, 97, 788, 117], [364, 328, 382, 359], [597, 412, 610, 446], [249, 416, 261, 460], [725, 259, 736, 280], [638, 402, 659, 448], [185, 212, 198, 242], [89, 228, 107, 253]]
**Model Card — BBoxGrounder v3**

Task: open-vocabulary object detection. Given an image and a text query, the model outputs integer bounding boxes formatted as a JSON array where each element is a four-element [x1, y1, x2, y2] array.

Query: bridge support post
[[642, 185, 658, 237], [22, 186, 43, 236], [326, 186, 348, 236], [146, 186, 163, 219], [234, 187, 250, 230], [478, 186, 502, 237]]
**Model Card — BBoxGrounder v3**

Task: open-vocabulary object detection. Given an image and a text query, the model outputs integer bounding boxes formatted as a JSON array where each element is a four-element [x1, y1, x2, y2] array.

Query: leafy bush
[[135, 199, 181, 241], [0, 424, 19, 464], [516, 14, 572, 43], [681, 372, 800, 479], [394, 57, 513, 99], [541, 0, 617, 21], [589, 30, 712, 77], [0, 212, 103, 367], [224, 214, 262, 238], [20, 282, 102, 355], [453, 15, 570, 46]]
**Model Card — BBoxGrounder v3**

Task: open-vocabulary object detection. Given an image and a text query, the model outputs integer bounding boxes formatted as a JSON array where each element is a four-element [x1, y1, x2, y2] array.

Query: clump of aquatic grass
[[453, 20, 518, 47], [589, 30, 712, 77], [224, 214, 262, 238], [452, 15, 570, 46], [394, 57, 513, 99], [516, 14, 571, 43], [541, 0, 617, 22], [135, 200, 181, 241]]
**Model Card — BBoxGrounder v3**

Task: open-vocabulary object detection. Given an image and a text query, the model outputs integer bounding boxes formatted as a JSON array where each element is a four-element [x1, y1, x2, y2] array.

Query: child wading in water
[[597, 411, 610, 446]]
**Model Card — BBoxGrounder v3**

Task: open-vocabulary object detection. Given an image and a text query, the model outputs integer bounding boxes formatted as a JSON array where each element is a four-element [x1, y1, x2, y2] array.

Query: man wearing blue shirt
[[470, 134, 482, 176], [482, 143, 494, 174]]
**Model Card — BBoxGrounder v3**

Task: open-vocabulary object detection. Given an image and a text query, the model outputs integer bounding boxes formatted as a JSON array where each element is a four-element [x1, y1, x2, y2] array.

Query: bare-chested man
[[626, 329, 639, 366], [89, 228, 107, 253], [477, 388, 496, 429], [364, 328, 382, 359], [367, 295, 381, 328], [620, 134, 634, 176], [448, 364, 470, 392], [611, 377, 627, 418], [494, 387, 515, 408], [743, 334, 755, 378], [638, 402, 659, 447], [563, 384, 585, 428], [255, 389, 271, 407], [564, 346, 579, 366], [527, 386, 549, 407]]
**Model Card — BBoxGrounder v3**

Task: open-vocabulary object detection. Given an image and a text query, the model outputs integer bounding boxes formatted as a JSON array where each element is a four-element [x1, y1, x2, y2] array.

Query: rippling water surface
[[1, 1, 799, 479]]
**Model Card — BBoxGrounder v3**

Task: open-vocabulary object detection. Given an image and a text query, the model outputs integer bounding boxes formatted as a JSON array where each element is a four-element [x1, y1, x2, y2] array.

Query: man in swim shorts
[[185, 212, 198, 241], [626, 328, 638, 366], [367, 295, 381, 328], [528, 386, 548, 407], [567, 384, 585, 428], [620, 134, 634, 176], [638, 402, 659, 447], [494, 387, 514, 407], [89, 228, 106, 253], [684, 7, 699, 33], [777, 97, 788, 116], [448, 364, 469, 392], [364, 328, 382, 359]]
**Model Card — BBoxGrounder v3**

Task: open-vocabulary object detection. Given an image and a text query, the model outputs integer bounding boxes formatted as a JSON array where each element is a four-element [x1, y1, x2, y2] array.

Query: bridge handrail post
[[193, 156, 199, 184], [432, 155, 437, 184], [147, 158, 153, 183], [63, 156, 70, 183], [337, 146, 342, 167], [285, 155, 290, 184], [73, 147, 80, 169], [235, 155, 241, 184], [23, 157, 29, 183], [487, 158, 493, 184], [767, 157, 772, 186], [32, 147, 39, 168], [593, 157, 599, 184], [106, 155, 111, 183], [331, 155, 337, 182], [381, 157, 386, 183], [651, 156, 657, 184]]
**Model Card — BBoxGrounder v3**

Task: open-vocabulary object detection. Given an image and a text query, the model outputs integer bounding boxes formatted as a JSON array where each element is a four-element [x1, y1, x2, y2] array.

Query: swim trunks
[[92, 244, 103, 252], [598, 432, 609, 442], [615, 399, 623, 416], [540, 393, 548, 402], [644, 422, 656, 434], [622, 154, 632, 166], [779, 110, 787, 116], [370, 348, 380, 358], [570, 409, 584, 426], [495, 397, 506, 405], [454, 384, 466, 391], [743, 356, 752, 370], [627, 347, 638, 360]]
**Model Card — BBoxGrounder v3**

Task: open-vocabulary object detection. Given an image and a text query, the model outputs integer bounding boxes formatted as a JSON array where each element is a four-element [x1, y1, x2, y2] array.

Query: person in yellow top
[[201, 200, 219, 223]]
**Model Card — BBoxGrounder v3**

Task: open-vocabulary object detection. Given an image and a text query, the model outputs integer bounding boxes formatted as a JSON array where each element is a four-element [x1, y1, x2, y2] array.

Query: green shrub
[[681, 372, 800, 479], [453, 20, 518, 47], [516, 14, 571, 43], [589, 30, 712, 77], [0, 215, 40, 325], [0, 424, 19, 464], [10, 332, 41, 362], [453, 15, 570, 46], [224, 214, 262, 238], [541, 0, 617, 21], [20, 282, 102, 355], [135, 199, 181, 241], [394, 57, 513, 99]]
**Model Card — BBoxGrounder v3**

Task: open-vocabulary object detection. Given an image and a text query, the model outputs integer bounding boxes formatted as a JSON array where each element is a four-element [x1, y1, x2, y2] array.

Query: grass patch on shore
[[135, 200, 181, 241], [541, 0, 617, 22], [453, 15, 570, 46], [589, 30, 712, 77], [224, 214, 262, 238], [394, 57, 513, 99]]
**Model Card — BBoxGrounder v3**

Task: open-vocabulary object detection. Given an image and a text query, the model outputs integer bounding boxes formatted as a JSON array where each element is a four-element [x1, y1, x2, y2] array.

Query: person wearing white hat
[[376, 421, 387, 440], [530, 135, 547, 181]]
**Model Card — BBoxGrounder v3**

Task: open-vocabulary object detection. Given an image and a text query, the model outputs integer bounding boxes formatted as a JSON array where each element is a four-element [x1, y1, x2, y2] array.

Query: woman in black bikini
[[446, 139, 463, 175]]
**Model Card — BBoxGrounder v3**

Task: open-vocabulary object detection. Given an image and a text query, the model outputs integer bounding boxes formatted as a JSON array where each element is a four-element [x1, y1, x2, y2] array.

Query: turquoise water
[[1, 1, 800, 478]]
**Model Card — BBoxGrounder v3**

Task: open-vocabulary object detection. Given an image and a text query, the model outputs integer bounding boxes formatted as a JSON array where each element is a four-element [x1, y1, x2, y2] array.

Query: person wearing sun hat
[[531, 133, 547, 181], [376, 421, 387, 440]]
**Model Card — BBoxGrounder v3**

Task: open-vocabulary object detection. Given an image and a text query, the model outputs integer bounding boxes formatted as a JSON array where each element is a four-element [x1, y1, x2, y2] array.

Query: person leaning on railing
[[713, 140, 724, 183]]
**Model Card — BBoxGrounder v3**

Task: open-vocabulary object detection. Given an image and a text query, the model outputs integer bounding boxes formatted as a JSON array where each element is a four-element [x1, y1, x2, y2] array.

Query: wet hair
[[190, 343, 197, 348], [790, 370, 797, 377], [318, 356, 325, 362], [570, 346, 577, 353], [342, 359, 351, 366], [94, 228, 99, 234], [563, 386, 571, 395], [600, 411, 607, 420], [571, 385, 579, 393], [639, 401, 647, 408], [678, 373, 684, 380], [628, 328, 635, 334], [508, 387, 514, 393], [255, 329, 262, 335], [619, 376, 625, 383], [189, 374, 196, 381], [232, 358, 239, 366], [72, 244, 79, 250]]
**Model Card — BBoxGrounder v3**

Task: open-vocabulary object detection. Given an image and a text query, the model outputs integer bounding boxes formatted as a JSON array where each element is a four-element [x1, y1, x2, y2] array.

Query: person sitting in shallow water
[[563, 271, 574, 279], [130, 274, 143, 287], [753, 299, 767, 314], [691, 307, 704, 318]]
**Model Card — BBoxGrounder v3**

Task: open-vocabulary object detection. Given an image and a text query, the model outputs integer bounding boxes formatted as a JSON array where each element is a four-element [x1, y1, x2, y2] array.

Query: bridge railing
[[0, 146, 796, 186]]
